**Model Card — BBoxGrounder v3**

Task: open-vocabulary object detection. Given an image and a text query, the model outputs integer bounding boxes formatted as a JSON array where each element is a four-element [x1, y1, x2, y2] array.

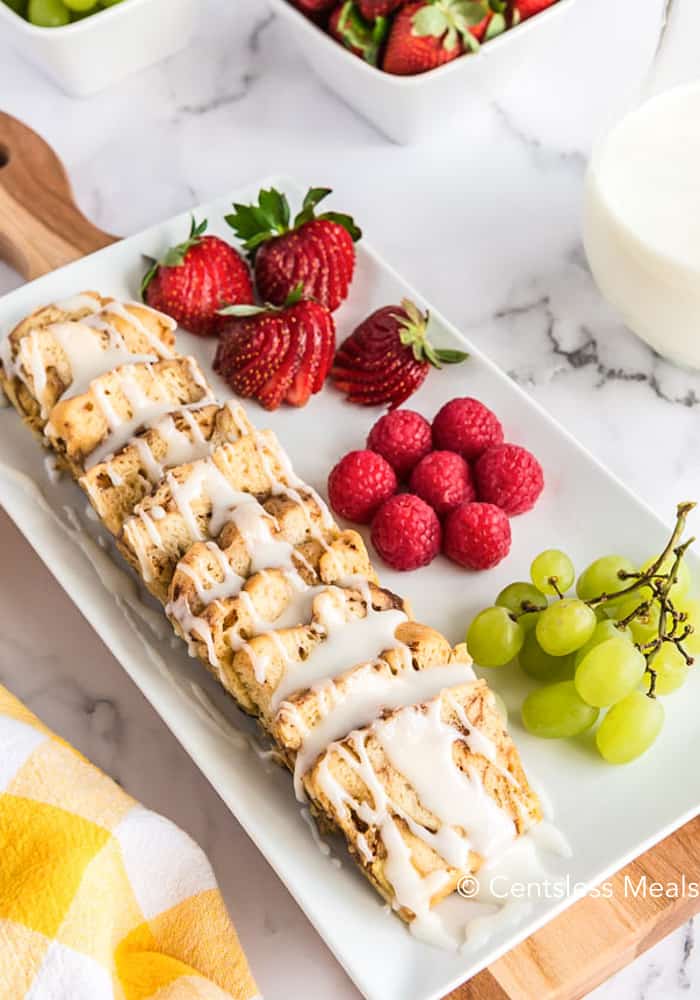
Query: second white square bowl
[[0, 0, 198, 97], [267, 0, 575, 144]]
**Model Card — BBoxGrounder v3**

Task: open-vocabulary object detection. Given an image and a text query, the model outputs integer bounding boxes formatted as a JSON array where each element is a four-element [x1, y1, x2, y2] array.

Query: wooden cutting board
[[1, 111, 698, 1000]]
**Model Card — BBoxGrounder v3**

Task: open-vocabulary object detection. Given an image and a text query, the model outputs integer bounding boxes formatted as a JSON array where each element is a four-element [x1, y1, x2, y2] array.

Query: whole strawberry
[[331, 299, 467, 408], [226, 187, 361, 312], [142, 218, 254, 337], [328, 2, 390, 65], [382, 0, 507, 75], [215, 290, 335, 410]]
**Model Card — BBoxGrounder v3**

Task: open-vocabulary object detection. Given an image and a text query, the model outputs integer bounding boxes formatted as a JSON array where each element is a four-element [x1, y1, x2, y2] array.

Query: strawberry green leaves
[[225, 190, 291, 254], [140, 216, 208, 297], [226, 186, 362, 257], [333, 1, 390, 66], [395, 299, 469, 369], [412, 0, 495, 52]]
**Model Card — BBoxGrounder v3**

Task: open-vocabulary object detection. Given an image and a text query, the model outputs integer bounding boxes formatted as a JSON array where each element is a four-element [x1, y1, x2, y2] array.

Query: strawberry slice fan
[[216, 287, 337, 410], [331, 298, 468, 408]]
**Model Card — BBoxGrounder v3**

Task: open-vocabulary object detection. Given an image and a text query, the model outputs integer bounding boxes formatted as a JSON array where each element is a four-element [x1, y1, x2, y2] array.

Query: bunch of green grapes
[[3, 0, 124, 28], [467, 506, 698, 765]]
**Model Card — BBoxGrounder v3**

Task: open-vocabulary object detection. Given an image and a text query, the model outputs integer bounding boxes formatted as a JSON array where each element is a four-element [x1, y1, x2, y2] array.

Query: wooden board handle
[[0, 112, 117, 281]]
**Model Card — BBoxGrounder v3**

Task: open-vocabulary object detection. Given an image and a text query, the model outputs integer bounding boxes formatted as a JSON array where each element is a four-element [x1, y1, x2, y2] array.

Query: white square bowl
[[0, 0, 197, 97], [267, 0, 576, 143]]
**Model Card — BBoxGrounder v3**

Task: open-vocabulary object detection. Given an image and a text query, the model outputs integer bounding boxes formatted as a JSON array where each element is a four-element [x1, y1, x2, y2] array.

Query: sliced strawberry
[[215, 316, 287, 398], [217, 297, 335, 411], [331, 299, 467, 408], [231, 326, 289, 398], [286, 325, 320, 407], [259, 326, 306, 411]]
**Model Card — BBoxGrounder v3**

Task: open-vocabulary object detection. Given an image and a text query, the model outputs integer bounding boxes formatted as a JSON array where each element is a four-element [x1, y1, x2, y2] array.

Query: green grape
[[677, 597, 700, 656], [596, 691, 664, 764], [3, 0, 27, 15], [522, 680, 599, 738], [466, 606, 524, 667], [496, 582, 547, 633], [616, 595, 662, 645], [641, 554, 692, 602], [27, 0, 70, 24], [519, 630, 573, 682], [576, 555, 637, 602], [573, 619, 633, 667], [63, 0, 94, 9], [645, 644, 689, 695], [575, 638, 646, 707], [531, 549, 575, 596], [536, 598, 596, 656]]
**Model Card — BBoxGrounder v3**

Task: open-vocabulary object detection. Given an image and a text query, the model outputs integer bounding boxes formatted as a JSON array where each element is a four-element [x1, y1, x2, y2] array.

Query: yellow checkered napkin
[[0, 684, 260, 1000]]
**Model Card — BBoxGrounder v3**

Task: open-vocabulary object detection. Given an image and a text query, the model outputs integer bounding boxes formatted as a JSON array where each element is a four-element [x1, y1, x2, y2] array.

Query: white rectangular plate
[[1, 177, 698, 1000]]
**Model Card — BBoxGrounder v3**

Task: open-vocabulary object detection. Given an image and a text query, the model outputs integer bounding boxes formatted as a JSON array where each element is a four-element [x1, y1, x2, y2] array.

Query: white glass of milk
[[583, 0, 700, 370]]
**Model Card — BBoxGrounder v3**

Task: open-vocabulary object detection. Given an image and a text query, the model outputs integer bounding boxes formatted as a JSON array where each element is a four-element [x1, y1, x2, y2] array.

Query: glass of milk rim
[[583, 0, 700, 371]]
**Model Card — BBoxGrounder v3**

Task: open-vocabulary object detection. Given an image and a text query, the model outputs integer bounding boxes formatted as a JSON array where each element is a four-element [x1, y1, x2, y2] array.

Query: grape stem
[[581, 502, 697, 699]]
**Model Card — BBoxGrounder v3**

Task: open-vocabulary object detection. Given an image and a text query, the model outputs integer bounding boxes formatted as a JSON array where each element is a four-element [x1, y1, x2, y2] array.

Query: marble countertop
[[0, 0, 698, 996]]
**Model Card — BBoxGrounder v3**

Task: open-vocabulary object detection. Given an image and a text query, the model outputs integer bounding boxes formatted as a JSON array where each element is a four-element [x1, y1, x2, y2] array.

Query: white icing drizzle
[[285, 660, 477, 800], [130, 407, 212, 484], [51, 321, 157, 405], [269, 600, 409, 712], [178, 541, 246, 606], [167, 594, 221, 667], [0, 296, 177, 423], [376, 699, 516, 861], [85, 300, 176, 360], [55, 292, 103, 313], [317, 728, 455, 948], [300, 805, 341, 868], [84, 357, 212, 469], [310, 685, 554, 949], [43, 454, 63, 485]]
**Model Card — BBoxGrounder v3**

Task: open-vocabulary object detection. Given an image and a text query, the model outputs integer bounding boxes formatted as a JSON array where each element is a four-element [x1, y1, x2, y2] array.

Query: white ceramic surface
[[266, 0, 575, 144], [1, 175, 699, 1000], [0, 0, 197, 97], [2, 0, 699, 996]]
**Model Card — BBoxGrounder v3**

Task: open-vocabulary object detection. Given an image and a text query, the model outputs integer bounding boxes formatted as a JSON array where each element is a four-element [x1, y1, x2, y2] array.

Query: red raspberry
[[327, 450, 397, 524], [432, 397, 504, 460], [475, 443, 544, 516], [371, 494, 441, 571], [367, 409, 432, 479], [444, 502, 511, 570], [409, 450, 475, 517]]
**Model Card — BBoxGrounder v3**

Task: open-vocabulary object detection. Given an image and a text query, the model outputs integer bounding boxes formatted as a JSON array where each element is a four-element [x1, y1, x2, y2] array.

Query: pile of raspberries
[[327, 397, 544, 572]]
